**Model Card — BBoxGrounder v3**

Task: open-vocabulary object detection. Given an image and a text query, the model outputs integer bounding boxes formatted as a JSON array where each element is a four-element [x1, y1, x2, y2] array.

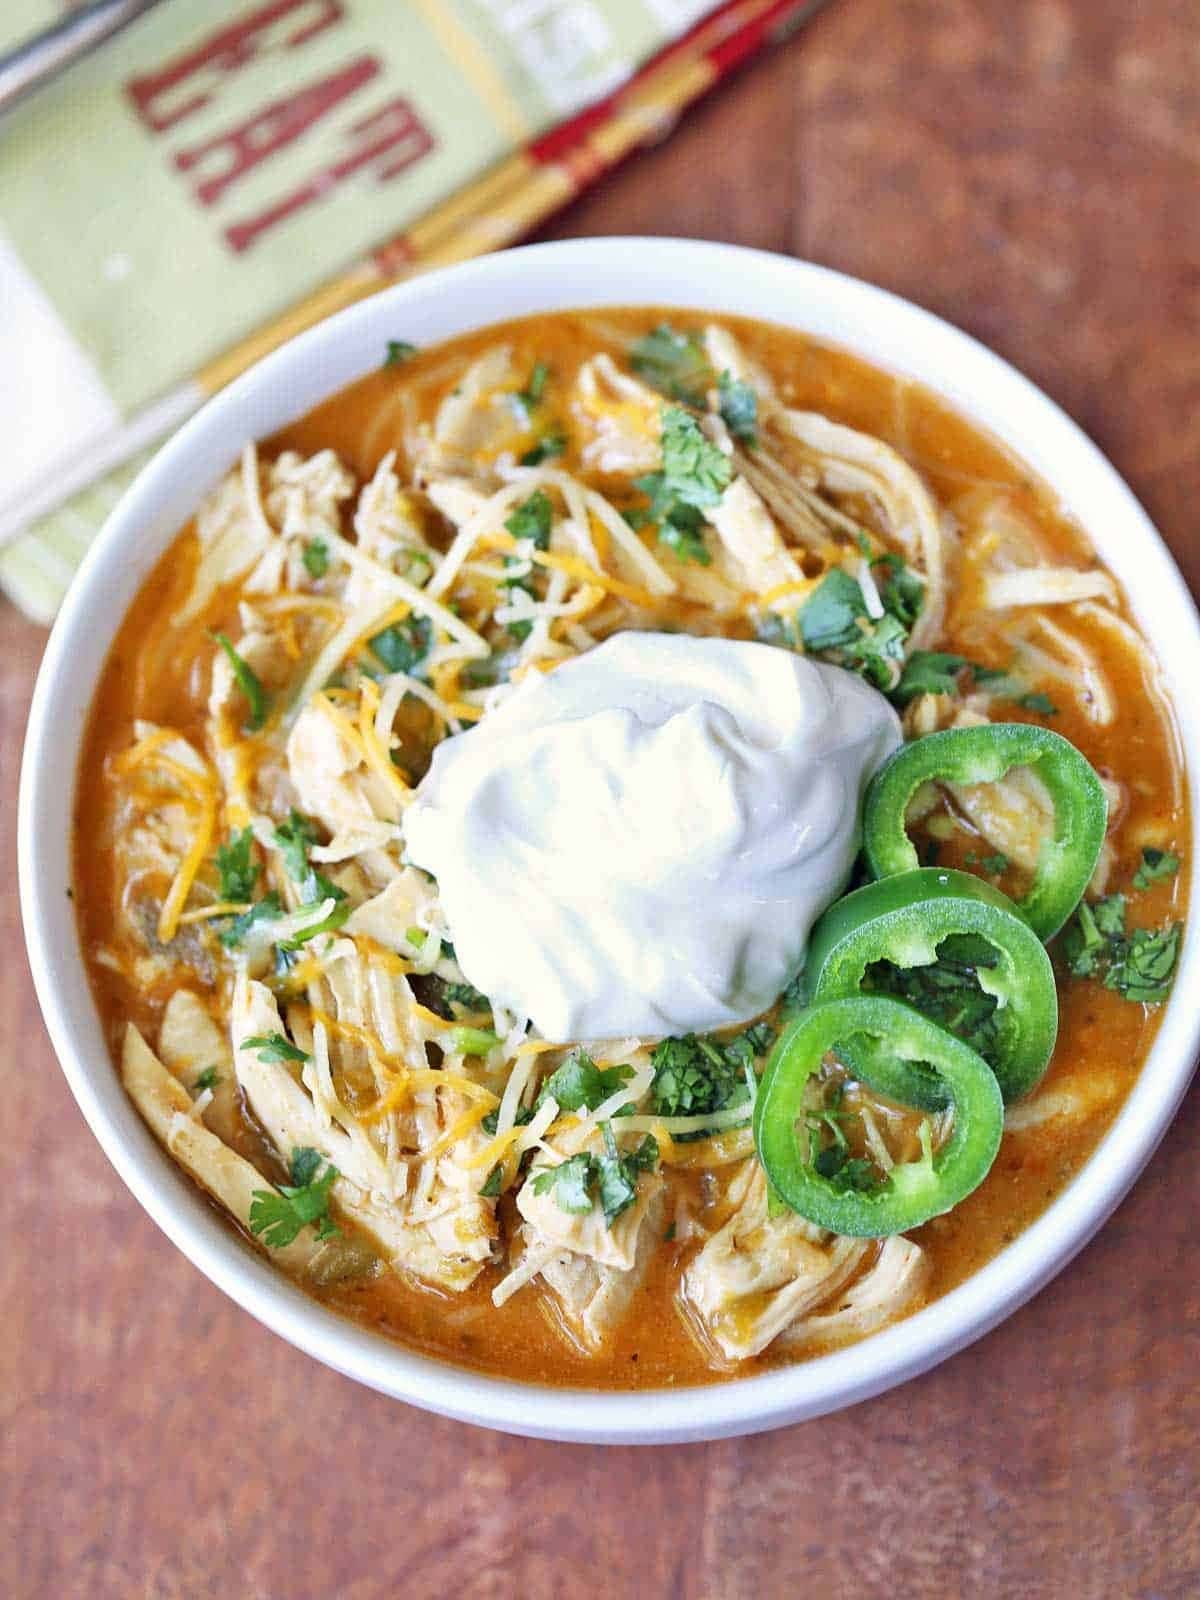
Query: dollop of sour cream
[[403, 632, 901, 1041]]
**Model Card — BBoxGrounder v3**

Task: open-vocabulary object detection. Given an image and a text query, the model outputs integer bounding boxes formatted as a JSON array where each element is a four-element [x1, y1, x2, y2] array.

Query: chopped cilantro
[[520, 360, 550, 408], [479, 1164, 504, 1198], [892, 650, 973, 704], [242, 1031, 309, 1065], [193, 1067, 220, 1093], [632, 406, 732, 566], [530, 1130, 659, 1225], [501, 491, 554, 639], [504, 489, 553, 549], [865, 934, 1001, 1062], [536, 1051, 634, 1113], [717, 371, 757, 445], [531, 1152, 596, 1215], [596, 1127, 659, 1224], [272, 809, 319, 881], [1060, 894, 1181, 1002], [481, 1105, 534, 1138], [658, 405, 732, 508], [798, 568, 867, 652], [272, 806, 320, 883], [981, 853, 1010, 876], [804, 1085, 881, 1193], [1107, 924, 1181, 1003], [630, 479, 710, 564], [520, 429, 567, 466], [650, 1024, 773, 1121], [213, 633, 268, 731], [797, 569, 907, 690], [369, 613, 432, 676], [872, 552, 925, 630], [1018, 692, 1058, 716], [1133, 847, 1180, 890], [276, 870, 350, 949], [436, 976, 491, 1015], [219, 891, 282, 950], [630, 323, 711, 406], [384, 340, 417, 366], [302, 538, 329, 579], [249, 1146, 339, 1247], [215, 827, 259, 902]]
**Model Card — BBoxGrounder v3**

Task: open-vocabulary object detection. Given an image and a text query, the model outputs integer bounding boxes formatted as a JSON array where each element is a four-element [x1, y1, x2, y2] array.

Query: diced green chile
[[805, 868, 1058, 1107], [754, 996, 1003, 1237], [863, 723, 1107, 940]]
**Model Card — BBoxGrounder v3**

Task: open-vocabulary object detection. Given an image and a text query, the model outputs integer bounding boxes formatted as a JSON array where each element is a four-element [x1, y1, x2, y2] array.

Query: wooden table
[[4, 2, 1198, 1594]]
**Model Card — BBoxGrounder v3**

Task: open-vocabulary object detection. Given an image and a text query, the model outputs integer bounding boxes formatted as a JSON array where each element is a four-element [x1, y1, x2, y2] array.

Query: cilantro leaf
[[872, 552, 925, 630], [241, 1031, 309, 1065], [892, 650, 972, 704], [796, 569, 907, 691], [273, 809, 319, 882], [650, 1025, 772, 1121], [1105, 923, 1181, 1003], [213, 633, 269, 731], [1018, 692, 1058, 716], [219, 891, 282, 950], [844, 612, 908, 689], [520, 429, 567, 467], [434, 975, 491, 1016], [504, 489, 553, 549], [275, 870, 350, 949], [1059, 894, 1181, 1003], [249, 1146, 339, 1248], [1133, 848, 1180, 890], [369, 613, 432, 676], [629, 476, 710, 564], [479, 1164, 504, 1198], [215, 827, 259, 902], [658, 406, 732, 509], [798, 568, 865, 652], [302, 538, 329, 579], [718, 371, 757, 445], [193, 1067, 220, 1093], [596, 1131, 659, 1225], [630, 323, 712, 406], [531, 1131, 659, 1226], [632, 407, 732, 566], [481, 1105, 534, 1138], [384, 340, 417, 366], [531, 1153, 597, 1215], [536, 1050, 634, 1113], [520, 360, 549, 408]]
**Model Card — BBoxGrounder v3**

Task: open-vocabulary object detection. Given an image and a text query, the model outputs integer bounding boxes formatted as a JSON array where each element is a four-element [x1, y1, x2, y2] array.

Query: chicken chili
[[76, 309, 1188, 1387]]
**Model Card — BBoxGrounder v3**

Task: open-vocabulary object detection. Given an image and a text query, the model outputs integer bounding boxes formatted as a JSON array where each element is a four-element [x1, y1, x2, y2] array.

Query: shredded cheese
[[156, 792, 217, 945]]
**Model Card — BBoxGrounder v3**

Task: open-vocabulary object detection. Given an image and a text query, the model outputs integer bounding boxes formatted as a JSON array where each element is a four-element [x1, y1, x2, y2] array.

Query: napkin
[[0, 0, 823, 621]]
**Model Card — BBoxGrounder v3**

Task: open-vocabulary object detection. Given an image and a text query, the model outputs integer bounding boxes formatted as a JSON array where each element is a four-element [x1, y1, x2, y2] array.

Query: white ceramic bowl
[[20, 239, 1200, 1444]]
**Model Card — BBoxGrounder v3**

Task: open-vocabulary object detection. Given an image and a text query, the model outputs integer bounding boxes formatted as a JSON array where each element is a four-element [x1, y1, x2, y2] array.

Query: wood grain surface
[[4, 2, 1199, 1595]]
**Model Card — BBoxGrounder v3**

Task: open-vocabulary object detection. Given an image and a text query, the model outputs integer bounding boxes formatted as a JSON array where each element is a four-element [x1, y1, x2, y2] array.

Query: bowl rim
[[19, 237, 1200, 1445]]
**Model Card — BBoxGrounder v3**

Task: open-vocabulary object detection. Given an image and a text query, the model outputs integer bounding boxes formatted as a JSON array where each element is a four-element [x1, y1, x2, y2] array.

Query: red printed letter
[[127, 0, 343, 133], [173, 56, 380, 208], [225, 98, 436, 254]]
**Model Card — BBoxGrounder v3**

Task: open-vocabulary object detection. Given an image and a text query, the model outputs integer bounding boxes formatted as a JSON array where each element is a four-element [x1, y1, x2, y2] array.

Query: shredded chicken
[[682, 1164, 871, 1362], [778, 1235, 929, 1352], [572, 352, 663, 474]]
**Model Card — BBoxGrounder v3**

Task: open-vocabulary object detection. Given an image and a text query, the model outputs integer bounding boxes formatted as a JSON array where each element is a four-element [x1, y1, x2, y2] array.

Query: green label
[[0, 0, 663, 411]]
